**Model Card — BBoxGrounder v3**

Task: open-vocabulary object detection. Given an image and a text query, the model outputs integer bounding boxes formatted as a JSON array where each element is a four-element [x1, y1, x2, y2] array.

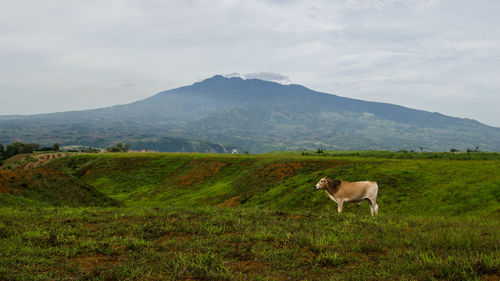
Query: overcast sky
[[1, 0, 499, 127]]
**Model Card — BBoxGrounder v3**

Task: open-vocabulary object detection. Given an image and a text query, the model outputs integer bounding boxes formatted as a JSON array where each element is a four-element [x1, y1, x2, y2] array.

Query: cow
[[315, 176, 379, 216]]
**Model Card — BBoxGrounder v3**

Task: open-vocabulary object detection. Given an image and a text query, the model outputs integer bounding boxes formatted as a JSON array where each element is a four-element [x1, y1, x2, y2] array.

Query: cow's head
[[315, 177, 340, 191]]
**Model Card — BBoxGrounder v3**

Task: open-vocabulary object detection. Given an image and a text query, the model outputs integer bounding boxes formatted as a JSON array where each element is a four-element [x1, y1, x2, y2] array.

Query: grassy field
[[0, 151, 499, 280]]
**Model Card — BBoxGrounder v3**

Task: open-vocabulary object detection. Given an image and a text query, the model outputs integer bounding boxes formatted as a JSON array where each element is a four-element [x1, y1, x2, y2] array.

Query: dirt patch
[[0, 167, 70, 194], [83, 223, 101, 231], [0, 169, 20, 193], [1, 153, 68, 170], [232, 260, 269, 274], [21, 153, 68, 170], [73, 254, 120, 273], [288, 214, 306, 220], [83, 169, 93, 176], [2, 154, 30, 167], [252, 161, 303, 183], [174, 160, 227, 188], [113, 217, 129, 222], [160, 233, 192, 243], [482, 274, 500, 281], [217, 195, 242, 207]]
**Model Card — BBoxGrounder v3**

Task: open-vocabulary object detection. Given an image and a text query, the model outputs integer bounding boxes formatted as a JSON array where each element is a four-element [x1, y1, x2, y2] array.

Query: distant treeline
[[0, 142, 60, 164], [0, 141, 133, 164]]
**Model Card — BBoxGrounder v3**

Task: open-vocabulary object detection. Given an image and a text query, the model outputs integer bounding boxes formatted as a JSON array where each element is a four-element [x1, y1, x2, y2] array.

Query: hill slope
[[2, 152, 499, 216], [1, 75, 499, 152], [2, 152, 499, 280]]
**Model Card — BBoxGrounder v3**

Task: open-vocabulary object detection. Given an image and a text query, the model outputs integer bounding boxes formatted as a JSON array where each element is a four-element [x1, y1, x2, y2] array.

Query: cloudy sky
[[1, 0, 499, 126]]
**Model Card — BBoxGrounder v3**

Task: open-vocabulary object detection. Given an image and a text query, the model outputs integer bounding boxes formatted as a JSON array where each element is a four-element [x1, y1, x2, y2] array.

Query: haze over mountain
[[1, 75, 499, 152]]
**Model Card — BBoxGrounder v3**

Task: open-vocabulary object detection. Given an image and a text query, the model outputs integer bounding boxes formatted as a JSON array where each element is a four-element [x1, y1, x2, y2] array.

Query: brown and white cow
[[315, 177, 379, 216]]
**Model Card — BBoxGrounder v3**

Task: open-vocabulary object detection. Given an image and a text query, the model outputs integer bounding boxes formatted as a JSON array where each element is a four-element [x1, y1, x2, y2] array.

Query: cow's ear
[[334, 180, 341, 186], [326, 177, 331, 183]]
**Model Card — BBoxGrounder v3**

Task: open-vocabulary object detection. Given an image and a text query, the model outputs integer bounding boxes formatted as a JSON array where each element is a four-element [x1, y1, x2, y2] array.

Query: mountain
[[1, 75, 499, 152]]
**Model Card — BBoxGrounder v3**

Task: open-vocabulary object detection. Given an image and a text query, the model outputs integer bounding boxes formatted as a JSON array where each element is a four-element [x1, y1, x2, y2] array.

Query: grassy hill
[[1, 152, 499, 280], [3, 152, 498, 216]]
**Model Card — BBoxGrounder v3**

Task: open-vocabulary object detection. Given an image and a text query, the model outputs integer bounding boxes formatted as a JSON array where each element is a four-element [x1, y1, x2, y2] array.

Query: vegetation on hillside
[[0, 142, 61, 160], [2, 152, 500, 214], [1, 152, 499, 280], [0, 143, 4, 165], [24, 153, 494, 216]]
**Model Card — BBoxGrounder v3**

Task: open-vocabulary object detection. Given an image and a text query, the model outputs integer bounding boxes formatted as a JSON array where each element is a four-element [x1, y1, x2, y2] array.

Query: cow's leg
[[368, 199, 378, 216], [337, 200, 344, 213]]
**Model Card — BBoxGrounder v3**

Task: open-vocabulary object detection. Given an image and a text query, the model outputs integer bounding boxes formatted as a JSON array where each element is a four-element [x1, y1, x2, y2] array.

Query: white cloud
[[243, 72, 289, 82], [223, 72, 289, 82]]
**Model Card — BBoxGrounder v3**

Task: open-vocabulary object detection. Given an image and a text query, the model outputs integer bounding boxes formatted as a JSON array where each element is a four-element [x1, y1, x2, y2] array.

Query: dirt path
[[22, 153, 69, 170]]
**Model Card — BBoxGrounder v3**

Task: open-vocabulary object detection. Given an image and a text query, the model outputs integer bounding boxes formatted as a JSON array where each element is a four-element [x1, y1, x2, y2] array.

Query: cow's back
[[339, 181, 378, 201]]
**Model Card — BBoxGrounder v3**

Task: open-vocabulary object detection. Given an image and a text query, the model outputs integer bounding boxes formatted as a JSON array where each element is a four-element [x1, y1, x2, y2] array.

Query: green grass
[[35, 152, 500, 216], [0, 206, 498, 280], [1, 151, 500, 280]]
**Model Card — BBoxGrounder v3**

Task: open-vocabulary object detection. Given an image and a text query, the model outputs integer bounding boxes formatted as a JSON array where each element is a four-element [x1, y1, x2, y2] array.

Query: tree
[[84, 147, 101, 153], [24, 143, 40, 153], [53, 143, 60, 152], [0, 142, 5, 160], [106, 142, 130, 152], [6, 142, 25, 158], [5, 142, 40, 158]]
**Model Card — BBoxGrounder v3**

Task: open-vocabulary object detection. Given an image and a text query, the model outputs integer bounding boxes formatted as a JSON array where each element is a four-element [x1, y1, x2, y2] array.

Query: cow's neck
[[324, 185, 338, 203]]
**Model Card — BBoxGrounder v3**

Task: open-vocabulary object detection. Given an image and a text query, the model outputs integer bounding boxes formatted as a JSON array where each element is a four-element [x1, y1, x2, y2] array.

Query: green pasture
[[0, 151, 499, 280], [33, 152, 500, 216]]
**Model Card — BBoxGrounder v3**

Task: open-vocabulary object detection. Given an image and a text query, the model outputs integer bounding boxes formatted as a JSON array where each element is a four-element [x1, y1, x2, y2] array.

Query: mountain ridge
[[1, 75, 499, 152]]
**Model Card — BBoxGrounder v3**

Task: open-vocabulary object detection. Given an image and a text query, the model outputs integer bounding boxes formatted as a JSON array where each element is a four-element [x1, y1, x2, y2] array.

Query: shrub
[[0, 142, 5, 161], [5, 142, 40, 158], [106, 142, 130, 153]]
